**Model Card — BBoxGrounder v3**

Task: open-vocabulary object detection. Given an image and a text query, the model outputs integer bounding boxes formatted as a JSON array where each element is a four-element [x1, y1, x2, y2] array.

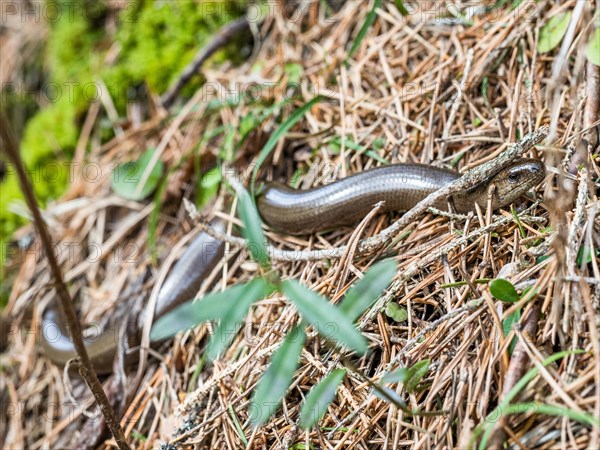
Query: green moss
[[20, 100, 79, 166], [0, 100, 76, 264], [104, 0, 246, 108], [46, 2, 106, 88], [1, 0, 247, 257], [1, 1, 105, 255]]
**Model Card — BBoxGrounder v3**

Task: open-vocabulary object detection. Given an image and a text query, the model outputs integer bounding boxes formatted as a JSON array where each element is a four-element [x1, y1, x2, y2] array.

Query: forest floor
[[1, 1, 599, 449]]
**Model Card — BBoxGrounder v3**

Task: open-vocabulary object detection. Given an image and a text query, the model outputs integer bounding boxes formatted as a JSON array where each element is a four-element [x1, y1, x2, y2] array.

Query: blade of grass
[[439, 279, 491, 288], [501, 309, 521, 356], [147, 174, 169, 264], [236, 184, 270, 268], [328, 136, 389, 164], [393, 0, 409, 16], [228, 405, 248, 446], [250, 325, 306, 426], [348, 0, 382, 58], [251, 96, 323, 195], [281, 280, 368, 355], [471, 349, 587, 449], [511, 206, 526, 238], [300, 369, 346, 429], [339, 259, 397, 322], [492, 402, 600, 428], [478, 402, 600, 450]]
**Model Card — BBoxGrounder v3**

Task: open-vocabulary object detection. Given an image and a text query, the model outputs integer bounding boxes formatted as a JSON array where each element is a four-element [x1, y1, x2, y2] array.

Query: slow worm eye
[[508, 172, 520, 183]]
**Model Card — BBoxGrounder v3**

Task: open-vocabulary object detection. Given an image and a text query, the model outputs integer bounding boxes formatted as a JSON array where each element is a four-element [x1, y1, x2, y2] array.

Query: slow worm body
[[40, 159, 545, 372], [257, 159, 545, 234], [41, 223, 225, 373]]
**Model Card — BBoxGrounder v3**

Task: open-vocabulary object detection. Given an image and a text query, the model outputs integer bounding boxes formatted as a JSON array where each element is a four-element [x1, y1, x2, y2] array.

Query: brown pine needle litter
[[2, 1, 600, 449]]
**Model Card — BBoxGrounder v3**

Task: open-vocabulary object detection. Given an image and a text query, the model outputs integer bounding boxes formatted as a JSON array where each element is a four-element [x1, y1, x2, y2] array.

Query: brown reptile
[[39, 158, 545, 373]]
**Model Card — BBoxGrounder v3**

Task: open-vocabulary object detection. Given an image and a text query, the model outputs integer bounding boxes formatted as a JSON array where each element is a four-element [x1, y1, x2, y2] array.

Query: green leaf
[[490, 278, 520, 302], [239, 113, 262, 139], [404, 359, 430, 393], [481, 76, 490, 107], [536, 255, 550, 264], [222, 126, 236, 161], [250, 96, 323, 195], [372, 385, 405, 406], [249, 325, 306, 426], [393, 0, 409, 16], [510, 0, 526, 11], [228, 405, 248, 446], [349, 0, 382, 58], [382, 367, 409, 383], [150, 281, 257, 341], [576, 245, 598, 265], [111, 148, 164, 200], [289, 444, 315, 450], [237, 185, 270, 268], [339, 259, 397, 322], [196, 166, 221, 209], [538, 12, 572, 54], [385, 303, 408, 323], [206, 278, 275, 360], [502, 308, 521, 355], [299, 369, 346, 429], [284, 62, 304, 85], [496, 402, 600, 429], [587, 28, 600, 66], [281, 280, 368, 355]]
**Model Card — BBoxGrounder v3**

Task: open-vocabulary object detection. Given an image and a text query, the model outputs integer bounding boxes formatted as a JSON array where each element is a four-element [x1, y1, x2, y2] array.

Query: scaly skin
[[40, 159, 545, 372], [257, 159, 545, 234]]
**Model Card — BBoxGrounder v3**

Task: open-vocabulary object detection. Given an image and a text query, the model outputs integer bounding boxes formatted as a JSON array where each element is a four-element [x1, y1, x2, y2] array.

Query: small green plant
[[470, 350, 597, 449], [538, 11, 572, 54], [587, 27, 600, 66], [383, 359, 431, 393], [111, 148, 164, 200], [490, 278, 544, 355], [151, 118, 399, 426]]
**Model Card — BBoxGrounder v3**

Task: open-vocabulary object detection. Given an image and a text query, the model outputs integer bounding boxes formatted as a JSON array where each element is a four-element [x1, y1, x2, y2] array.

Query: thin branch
[[359, 201, 541, 330], [160, 17, 253, 109], [0, 112, 131, 450], [583, 59, 600, 150], [195, 127, 548, 262]]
